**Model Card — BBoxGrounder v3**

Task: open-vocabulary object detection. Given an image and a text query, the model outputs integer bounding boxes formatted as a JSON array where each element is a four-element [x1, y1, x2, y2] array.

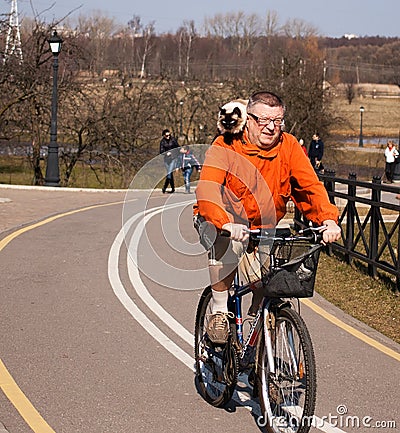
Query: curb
[[0, 183, 187, 194], [0, 183, 128, 193]]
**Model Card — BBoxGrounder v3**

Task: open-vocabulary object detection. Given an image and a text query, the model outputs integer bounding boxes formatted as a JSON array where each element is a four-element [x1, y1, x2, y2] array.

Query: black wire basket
[[262, 241, 322, 298]]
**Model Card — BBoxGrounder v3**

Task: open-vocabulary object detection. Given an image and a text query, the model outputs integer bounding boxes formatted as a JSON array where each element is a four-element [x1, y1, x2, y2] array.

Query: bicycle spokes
[[257, 307, 316, 433]]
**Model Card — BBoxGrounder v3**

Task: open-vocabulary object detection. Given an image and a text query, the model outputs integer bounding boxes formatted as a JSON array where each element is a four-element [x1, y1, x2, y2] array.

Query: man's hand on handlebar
[[220, 220, 340, 244], [320, 219, 341, 244], [222, 223, 250, 242]]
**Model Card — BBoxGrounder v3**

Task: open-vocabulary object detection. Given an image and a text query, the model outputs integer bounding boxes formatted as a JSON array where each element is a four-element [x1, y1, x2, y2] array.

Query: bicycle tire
[[255, 305, 316, 433], [194, 286, 238, 407]]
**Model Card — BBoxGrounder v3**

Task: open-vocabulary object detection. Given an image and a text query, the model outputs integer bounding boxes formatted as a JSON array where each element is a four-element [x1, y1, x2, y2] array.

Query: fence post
[[322, 169, 336, 256], [323, 169, 336, 204], [368, 176, 381, 278], [397, 225, 400, 292], [345, 173, 357, 264]]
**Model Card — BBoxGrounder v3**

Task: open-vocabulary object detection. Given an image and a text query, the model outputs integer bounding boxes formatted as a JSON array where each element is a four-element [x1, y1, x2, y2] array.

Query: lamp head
[[48, 31, 63, 56]]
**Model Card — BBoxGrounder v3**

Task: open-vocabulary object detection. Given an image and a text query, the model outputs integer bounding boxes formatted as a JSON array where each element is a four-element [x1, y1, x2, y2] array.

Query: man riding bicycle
[[194, 91, 341, 344]]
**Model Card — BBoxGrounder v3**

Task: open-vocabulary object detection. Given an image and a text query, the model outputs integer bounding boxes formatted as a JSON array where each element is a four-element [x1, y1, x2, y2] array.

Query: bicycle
[[194, 225, 324, 433]]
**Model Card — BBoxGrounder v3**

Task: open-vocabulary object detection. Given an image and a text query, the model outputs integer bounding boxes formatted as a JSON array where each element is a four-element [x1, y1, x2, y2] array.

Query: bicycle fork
[[259, 303, 276, 425], [263, 305, 300, 376]]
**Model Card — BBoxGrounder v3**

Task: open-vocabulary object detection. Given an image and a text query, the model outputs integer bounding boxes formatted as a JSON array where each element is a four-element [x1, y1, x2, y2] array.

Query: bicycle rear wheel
[[194, 286, 238, 407], [256, 306, 316, 433]]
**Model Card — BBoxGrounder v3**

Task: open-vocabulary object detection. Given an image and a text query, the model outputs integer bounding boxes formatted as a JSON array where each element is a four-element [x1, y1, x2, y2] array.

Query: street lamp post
[[359, 105, 365, 148], [45, 31, 63, 186], [179, 100, 184, 137]]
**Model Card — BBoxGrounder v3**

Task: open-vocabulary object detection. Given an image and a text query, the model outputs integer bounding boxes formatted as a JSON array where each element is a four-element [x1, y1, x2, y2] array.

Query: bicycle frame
[[229, 272, 276, 370], [229, 270, 302, 378]]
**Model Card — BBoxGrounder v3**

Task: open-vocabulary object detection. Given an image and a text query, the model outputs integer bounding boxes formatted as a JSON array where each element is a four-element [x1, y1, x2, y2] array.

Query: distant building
[[344, 34, 358, 40]]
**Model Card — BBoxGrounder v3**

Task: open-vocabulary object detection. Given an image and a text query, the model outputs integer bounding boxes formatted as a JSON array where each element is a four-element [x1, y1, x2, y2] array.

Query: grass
[[316, 252, 399, 344], [0, 157, 33, 185], [329, 95, 400, 138], [0, 157, 131, 189]]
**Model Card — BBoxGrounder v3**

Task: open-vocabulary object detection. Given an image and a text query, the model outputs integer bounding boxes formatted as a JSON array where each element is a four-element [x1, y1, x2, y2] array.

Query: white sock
[[211, 289, 228, 314]]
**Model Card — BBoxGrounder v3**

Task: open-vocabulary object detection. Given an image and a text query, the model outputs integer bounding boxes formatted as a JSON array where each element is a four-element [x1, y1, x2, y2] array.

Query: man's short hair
[[247, 91, 285, 114], [162, 129, 170, 136]]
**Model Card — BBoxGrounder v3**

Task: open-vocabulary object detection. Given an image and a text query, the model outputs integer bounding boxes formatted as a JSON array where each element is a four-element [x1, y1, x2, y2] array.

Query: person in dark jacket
[[160, 129, 180, 193], [308, 132, 324, 173], [178, 145, 201, 193]]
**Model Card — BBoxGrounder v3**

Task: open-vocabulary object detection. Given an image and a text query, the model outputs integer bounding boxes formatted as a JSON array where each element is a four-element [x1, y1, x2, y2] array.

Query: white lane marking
[[127, 205, 194, 347], [109, 202, 346, 432], [108, 207, 194, 370]]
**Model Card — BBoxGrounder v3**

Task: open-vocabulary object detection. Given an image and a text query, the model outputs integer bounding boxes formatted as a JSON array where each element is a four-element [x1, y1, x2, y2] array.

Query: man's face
[[246, 104, 285, 150]]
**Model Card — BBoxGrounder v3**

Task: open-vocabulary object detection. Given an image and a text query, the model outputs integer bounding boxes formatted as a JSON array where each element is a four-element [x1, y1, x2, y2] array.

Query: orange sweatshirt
[[194, 131, 338, 229]]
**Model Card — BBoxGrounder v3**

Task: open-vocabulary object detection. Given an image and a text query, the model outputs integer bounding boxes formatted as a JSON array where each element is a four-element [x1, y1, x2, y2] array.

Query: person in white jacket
[[384, 140, 399, 183]]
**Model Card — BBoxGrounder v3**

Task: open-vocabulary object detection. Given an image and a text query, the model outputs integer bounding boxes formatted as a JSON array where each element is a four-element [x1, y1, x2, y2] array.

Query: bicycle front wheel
[[194, 286, 238, 407], [256, 306, 316, 433]]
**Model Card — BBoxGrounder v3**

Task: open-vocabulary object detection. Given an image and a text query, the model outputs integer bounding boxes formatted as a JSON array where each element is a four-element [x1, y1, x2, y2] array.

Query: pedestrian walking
[[178, 145, 201, 193], [160, 129, 180, 193], [384, 140, 399, 183], [308, 133, 324, 173]]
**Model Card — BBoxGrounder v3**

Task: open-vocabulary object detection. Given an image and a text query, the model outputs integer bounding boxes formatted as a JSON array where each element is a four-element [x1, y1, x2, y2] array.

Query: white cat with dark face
[[217, 99, 248, 135]]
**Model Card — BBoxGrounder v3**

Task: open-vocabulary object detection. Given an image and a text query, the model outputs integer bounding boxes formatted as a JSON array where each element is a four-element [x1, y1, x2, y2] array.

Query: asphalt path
[[0, 187, 399, 433]]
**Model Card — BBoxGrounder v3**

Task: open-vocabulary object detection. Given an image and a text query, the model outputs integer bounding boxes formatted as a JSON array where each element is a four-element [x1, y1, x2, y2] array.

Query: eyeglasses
[[248, 113, 284, 128]]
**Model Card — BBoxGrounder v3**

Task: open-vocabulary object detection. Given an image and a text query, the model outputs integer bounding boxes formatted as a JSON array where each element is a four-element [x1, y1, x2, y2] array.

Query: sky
[[1, 0, 399, 38]]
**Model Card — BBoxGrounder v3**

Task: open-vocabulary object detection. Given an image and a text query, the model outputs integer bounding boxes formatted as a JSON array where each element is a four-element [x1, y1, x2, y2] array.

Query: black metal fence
[[294, 170, 400, 291]]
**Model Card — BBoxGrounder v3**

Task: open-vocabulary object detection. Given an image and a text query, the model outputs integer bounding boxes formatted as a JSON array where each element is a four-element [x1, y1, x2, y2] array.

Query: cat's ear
[[219, 107, 226, 114], [233, 106, 242, 117]]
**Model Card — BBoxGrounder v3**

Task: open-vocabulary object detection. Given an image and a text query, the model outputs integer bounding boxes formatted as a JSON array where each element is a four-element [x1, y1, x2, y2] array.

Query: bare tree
[[0, 19, 58, 183], [76, 11, 119, 74], [282, 18, 319, 39], [177, 20, 196, 78], [345, 82, 356, 104], [264, 10, 280, 38], [138, 21, 155, 78], [204, 11, 261, 56]]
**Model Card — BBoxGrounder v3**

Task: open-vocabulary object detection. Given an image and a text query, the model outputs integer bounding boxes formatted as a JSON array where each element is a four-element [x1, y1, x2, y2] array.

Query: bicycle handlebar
[[220, 225, 325, 244], [220, 229, 232, 238]]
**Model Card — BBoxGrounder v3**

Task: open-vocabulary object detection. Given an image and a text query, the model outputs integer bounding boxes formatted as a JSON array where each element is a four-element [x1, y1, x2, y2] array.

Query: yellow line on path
[[0, 201, 125, 252], [0, 359, 55, 432], [302, 298, 400, 362], [0, 200, 126, 432]]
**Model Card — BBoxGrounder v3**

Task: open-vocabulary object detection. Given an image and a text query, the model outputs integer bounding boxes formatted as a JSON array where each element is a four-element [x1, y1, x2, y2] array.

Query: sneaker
[[206, 312, 232, 344]]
